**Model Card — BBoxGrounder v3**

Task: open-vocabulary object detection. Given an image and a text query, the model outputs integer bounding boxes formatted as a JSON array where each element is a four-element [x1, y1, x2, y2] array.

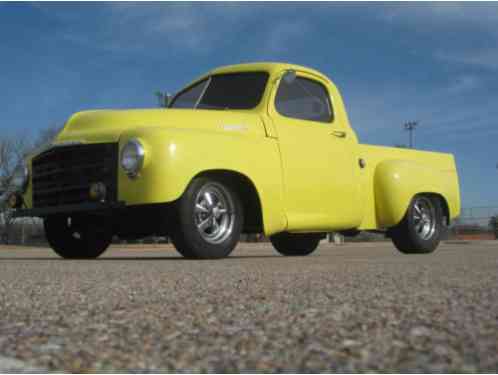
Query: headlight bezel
[[11, 162, 29, 193], [120, 138, 145, 178]]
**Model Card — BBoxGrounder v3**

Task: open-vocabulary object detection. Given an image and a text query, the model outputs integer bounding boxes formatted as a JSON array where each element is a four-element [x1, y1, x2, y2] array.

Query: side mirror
[[155, 91, 172, 108], [282, 70, 297, 85]]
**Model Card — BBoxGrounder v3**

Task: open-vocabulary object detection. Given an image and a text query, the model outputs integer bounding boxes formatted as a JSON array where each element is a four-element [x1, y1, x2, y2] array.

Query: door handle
[[332, 130, 347, 138]]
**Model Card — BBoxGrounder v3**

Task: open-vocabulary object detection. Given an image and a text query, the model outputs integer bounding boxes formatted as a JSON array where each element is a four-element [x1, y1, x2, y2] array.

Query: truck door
[[269, 71, 360, 231]]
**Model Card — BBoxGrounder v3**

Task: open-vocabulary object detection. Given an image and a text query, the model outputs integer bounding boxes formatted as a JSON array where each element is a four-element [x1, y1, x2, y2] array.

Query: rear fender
[[374, 160, 455, 228]]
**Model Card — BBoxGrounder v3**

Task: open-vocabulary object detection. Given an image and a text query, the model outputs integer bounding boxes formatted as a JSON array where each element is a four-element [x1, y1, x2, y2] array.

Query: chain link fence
[[1, 207, 497, 246], [449, 206, 498, 240]]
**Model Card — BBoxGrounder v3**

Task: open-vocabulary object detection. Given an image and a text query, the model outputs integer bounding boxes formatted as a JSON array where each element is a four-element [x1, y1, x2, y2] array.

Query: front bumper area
[[13, 201, 126, 218]]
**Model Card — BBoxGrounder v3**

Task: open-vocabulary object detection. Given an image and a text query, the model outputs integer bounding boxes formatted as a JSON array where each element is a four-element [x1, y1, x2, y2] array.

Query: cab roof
[[208, 62, 330, 83]]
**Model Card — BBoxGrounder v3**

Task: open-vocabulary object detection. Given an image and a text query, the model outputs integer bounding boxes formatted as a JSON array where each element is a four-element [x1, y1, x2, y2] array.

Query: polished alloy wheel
[[412, 196, 437, 240], [194, 183, 235, 244]]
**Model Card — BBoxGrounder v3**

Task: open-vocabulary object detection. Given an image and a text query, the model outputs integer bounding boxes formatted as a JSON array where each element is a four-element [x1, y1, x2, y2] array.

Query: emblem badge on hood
[[222, 124, 248, 131]]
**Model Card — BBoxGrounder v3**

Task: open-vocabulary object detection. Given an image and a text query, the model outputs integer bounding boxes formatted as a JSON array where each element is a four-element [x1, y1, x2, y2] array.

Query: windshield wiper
[[197, 104, 230, 110]]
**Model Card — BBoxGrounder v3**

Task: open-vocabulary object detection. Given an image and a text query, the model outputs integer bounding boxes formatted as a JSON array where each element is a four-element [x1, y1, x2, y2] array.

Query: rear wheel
[[390, 195, 443, 254], [170, 177, 243, 259], [44, 214, 112, 259], [270, 232, 321, 256]]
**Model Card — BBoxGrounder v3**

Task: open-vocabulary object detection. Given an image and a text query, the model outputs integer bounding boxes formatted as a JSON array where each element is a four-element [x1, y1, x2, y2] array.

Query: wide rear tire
[[270, 232, 321, 256], [44, 214, 112, 259], [390, 195, 443, 254]]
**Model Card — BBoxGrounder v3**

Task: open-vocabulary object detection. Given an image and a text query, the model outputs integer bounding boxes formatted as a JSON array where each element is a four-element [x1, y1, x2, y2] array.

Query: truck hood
[[56, 108, 266, 144]]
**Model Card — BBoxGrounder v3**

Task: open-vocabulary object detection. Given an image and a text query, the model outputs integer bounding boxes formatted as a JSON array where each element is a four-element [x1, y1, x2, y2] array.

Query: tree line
[[0, 125, 62, 243]]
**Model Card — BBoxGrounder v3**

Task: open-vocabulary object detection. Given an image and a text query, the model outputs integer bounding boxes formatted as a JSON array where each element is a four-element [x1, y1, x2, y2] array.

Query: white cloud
[[436, 49, 498, 70], [263, 20, 311, 55], [378, 4, 498, 70], [40, 3, 314, 58], [344, 75, 497, 148], [109, 3, 206, 50], [445, 75, 481, 94], [103, 3, 268, 53], [379, 3, 498, 32]]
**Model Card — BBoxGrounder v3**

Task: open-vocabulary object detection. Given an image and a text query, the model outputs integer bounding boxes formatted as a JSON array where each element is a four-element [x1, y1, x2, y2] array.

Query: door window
[[275, 76, 333, 123]]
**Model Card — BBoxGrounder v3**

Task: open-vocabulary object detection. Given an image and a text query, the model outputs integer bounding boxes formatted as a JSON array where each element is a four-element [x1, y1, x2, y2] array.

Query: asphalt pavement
[[0, 241, 497, 372]]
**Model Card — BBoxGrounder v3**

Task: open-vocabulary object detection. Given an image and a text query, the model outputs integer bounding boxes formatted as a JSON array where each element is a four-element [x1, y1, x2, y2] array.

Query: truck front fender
[[117, 127, 287, 236]]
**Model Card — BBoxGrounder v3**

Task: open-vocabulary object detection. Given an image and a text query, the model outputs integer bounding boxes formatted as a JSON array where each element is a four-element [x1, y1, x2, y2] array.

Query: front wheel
[[390, 195, 443, 254], [170, 177, 243, 259], [44, 214, 112, 259], [270, 232, 322, 256]]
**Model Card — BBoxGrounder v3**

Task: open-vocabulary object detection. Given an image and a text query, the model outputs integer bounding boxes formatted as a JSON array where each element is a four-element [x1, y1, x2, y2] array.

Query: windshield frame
[[169, 71, 269, 110]]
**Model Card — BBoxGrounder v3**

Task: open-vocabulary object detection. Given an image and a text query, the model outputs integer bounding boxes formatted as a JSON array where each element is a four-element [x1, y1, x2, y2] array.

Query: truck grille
[[32, 143, 118, 208]]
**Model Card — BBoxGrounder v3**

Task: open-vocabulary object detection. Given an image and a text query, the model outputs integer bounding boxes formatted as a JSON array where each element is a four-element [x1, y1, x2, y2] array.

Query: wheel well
[[421, 192, 450, 225], [194, 170, 264, 233]]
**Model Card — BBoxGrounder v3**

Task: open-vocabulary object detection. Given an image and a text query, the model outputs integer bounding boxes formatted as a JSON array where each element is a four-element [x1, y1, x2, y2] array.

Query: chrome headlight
[[120, 139, 145, 178], [11, 163, 29, 192]]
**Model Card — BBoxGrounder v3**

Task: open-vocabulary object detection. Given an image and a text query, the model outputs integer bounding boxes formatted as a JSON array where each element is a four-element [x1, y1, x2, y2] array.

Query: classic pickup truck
[[9, 62, 460, 259]]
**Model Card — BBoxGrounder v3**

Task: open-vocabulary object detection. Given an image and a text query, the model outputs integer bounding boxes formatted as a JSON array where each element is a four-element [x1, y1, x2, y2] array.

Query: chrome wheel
[[412, 196, 437, 240], [194, 183, 235, 244]]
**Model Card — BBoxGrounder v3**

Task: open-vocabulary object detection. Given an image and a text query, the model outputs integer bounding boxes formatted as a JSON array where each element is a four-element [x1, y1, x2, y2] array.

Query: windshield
[[170, 72, 269, 110]]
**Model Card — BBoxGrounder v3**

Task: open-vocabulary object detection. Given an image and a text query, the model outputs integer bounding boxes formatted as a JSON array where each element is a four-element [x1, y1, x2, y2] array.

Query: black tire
[[270, 232, 321, 256], [390, 195, 443, 254], [170, 177, 243, 259], [44, 214, 112, 259]]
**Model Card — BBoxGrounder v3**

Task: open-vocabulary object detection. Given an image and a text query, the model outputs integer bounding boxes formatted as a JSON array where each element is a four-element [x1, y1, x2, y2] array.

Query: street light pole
[[404, 121, 418, 148]]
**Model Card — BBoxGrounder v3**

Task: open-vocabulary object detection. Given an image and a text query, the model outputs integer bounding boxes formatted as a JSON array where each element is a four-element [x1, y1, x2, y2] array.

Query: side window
[[275, 76, 333, 123]]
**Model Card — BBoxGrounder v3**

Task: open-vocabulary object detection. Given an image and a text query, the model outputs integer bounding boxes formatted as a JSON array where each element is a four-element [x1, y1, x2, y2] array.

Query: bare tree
[[0, 137, 30, 191], [0, 126, 62, 244], [33, 125, 63, 149], [0, 135, 32, 243], [0, 198, 14, 244]]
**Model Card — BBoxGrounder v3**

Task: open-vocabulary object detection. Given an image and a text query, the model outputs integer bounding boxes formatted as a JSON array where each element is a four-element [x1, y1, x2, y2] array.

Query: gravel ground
[[0, 241, 497, 372]]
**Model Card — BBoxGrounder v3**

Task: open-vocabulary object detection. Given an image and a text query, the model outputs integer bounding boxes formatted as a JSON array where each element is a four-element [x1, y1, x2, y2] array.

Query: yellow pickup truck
[[10, 62, 460, 259]]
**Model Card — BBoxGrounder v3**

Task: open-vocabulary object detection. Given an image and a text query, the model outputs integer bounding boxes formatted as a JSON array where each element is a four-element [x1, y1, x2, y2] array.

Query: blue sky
[[1, 2, 497, 208]]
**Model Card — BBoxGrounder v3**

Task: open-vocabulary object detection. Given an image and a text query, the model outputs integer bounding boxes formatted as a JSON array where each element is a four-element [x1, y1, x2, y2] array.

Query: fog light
[[89, 182, 106, 201], [7, 192, 22, 209]]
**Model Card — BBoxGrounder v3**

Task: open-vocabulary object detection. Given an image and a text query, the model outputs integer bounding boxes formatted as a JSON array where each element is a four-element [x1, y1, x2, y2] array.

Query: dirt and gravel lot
[[0, 241, 497, 372]]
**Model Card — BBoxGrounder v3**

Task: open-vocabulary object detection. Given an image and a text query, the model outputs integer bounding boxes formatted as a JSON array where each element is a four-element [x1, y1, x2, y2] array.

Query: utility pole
[[404, 121, 418, 148]]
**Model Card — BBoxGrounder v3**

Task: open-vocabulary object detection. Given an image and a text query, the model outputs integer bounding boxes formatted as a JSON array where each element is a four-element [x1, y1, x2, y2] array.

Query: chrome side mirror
[[155, 91, 172, 108]]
